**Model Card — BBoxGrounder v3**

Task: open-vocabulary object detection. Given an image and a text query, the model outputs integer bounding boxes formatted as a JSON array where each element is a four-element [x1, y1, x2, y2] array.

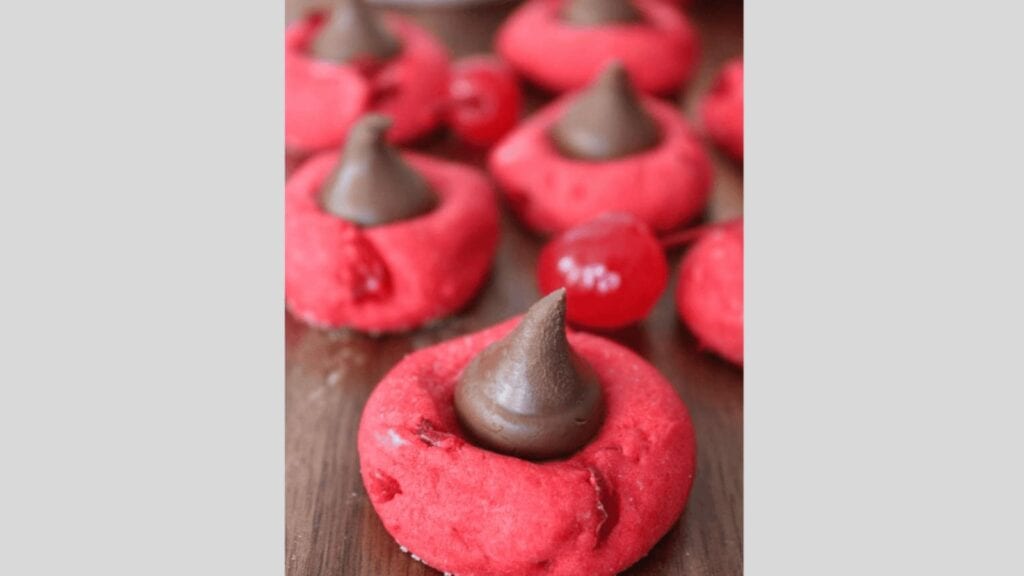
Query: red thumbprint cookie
[[497, 0, 698, 95], [700, 58, 744, 160], [676, 219, 744, 365], [359, 290, 696, 575], [285, 0, 450, 154], [286, 115, 499, 332], [489, 62, 711, 235]]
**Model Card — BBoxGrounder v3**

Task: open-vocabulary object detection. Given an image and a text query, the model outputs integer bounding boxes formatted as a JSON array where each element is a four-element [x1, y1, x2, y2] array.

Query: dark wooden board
[[286, 1, 743, 574]]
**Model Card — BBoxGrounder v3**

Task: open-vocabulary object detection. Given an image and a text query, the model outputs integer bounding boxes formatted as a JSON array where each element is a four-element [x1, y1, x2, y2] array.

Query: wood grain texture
[[286, 1, 743, 574]]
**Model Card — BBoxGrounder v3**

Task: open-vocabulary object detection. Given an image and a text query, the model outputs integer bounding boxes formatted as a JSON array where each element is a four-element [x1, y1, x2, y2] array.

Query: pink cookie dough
[[676, 219, 744, 364]]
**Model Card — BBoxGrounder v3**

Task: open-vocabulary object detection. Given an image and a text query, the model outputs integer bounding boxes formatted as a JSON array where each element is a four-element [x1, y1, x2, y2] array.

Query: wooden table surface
[[286, 1, 743, 574]]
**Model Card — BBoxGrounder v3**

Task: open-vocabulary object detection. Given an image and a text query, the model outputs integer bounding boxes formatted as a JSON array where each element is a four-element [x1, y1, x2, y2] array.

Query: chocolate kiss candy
[[310, 0, 401, 64], [549, 61, 661, 161], [454, 289, 605, 460], [560, 0, 643, 26], [319, 115, 438, 226]]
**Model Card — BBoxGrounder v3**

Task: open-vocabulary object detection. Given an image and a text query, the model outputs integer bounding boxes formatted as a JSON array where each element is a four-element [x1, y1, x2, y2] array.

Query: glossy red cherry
[[447, 56, 522, 147], [537, 213, 668, 329]]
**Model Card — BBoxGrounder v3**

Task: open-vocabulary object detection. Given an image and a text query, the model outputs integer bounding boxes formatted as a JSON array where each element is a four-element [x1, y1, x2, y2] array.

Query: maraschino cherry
[[537, 213, 667, 329], [538, 213, 743, 331], [447, 56, 523, 147]]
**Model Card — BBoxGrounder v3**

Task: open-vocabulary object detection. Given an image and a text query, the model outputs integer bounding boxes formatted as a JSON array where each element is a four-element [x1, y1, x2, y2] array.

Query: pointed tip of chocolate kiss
[[319, 114, 438, 226], [549, 61, 661, 161], [454, 289, 605, 461], [594, 60, 630, 91], [344, 113, 392, 150], [561, 0, 643, 27], [519, 287, 568, 332], [309, 0, 401, 64], [499, 288, 570, 364]]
